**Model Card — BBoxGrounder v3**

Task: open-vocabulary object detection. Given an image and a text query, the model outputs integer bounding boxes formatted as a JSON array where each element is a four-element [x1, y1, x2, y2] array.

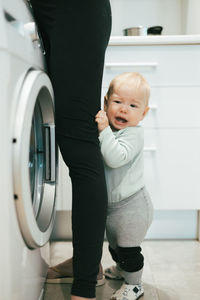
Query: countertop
[[109, 35, 200, 46]]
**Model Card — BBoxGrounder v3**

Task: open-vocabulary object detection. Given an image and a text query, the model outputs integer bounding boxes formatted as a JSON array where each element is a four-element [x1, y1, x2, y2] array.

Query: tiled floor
[[43, 240, 200, 300]]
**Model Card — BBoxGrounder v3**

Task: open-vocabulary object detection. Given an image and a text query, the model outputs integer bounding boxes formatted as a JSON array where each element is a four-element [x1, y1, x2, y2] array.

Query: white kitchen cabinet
[[144, 128, 200, 209], [57, 42, 200, 212], [103, 42, 200, 210], [103, 45, 200, 86], [53, 1, 200, 239], [142, 87, 200, 128]]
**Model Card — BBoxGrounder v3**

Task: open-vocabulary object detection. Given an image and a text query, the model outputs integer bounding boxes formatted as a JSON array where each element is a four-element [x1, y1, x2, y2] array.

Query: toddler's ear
[[141, 106, 150, 120], [104, 96, 108, 111]]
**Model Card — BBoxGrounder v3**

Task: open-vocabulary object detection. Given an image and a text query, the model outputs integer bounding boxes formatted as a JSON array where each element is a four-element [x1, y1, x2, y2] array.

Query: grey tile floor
[[43, 240, 200, 300]]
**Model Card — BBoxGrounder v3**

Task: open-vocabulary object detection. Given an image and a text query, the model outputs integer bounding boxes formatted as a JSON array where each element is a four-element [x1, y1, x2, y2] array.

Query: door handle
[[44, 124, 56, 183]]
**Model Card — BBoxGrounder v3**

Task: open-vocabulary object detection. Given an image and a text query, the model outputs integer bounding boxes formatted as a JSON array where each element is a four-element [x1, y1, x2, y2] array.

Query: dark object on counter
[[147, 26, 163, 35]]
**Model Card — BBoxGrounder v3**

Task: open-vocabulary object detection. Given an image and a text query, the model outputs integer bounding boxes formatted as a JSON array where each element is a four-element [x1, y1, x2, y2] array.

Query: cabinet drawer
[[103, 45, 200, 87], [143, 129, 200, 209], [101, 87, 200, 128], [142, 87, 200, 128]]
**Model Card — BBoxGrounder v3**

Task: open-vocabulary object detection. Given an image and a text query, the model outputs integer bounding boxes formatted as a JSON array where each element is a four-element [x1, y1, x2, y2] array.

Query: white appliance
[[0, 0, 57, 299]]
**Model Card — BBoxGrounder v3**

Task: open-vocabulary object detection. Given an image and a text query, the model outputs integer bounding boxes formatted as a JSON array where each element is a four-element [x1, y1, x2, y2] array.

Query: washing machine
[[0, 0, 57, 299]]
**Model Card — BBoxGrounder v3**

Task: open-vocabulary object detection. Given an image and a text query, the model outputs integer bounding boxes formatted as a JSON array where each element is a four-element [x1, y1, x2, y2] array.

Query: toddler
[[95, 72, 154, 300]]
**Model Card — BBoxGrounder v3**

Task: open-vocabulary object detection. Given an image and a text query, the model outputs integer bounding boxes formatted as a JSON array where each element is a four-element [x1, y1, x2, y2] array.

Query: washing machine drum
[[13, 70, 57, 249]]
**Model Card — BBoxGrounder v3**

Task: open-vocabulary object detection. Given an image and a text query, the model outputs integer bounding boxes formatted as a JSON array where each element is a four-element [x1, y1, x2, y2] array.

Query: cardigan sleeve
[[98, 126, 143, 168]]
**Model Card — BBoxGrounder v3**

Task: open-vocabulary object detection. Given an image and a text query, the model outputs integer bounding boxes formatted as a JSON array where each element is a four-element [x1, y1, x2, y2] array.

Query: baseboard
[[50, 210, 198, 241], [146, 210, 197, 239]]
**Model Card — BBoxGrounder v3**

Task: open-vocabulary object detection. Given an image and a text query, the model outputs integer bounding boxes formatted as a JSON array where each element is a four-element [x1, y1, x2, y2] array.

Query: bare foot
[[47, 257, 73, 279]]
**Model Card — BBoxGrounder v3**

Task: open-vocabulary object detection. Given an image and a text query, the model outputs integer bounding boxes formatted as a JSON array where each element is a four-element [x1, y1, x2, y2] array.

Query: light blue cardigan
[[98, 125, 145, 205]]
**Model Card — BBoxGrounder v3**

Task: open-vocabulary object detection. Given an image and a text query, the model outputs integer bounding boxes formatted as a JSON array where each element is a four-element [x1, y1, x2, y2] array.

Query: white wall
[[110, 0, 183, 35], [110, 0, 200, 36], [185, 0, 200, 34]]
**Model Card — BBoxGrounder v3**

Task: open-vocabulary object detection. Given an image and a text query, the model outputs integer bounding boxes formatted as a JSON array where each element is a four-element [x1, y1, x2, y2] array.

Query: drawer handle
[[149, 104, 158, 110], [144, 146, 157, 152], [105, 62, 158, 68]]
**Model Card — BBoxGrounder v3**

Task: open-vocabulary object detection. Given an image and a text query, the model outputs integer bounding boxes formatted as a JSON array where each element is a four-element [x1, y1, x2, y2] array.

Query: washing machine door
[[13, 70, 57, 249]]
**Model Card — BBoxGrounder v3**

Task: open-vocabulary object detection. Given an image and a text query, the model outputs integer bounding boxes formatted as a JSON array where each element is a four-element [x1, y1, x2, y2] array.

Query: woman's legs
[[56, 136, 108, 298], [31, 0, 111, 298]]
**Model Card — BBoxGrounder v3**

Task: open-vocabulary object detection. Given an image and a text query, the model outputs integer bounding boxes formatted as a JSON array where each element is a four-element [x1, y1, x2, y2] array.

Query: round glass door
[[13, 70, 57, 249], [29, 101, 45, 217]]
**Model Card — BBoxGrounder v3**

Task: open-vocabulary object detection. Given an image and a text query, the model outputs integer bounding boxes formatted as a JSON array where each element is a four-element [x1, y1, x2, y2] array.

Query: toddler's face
[[104, 82, 149, 131]]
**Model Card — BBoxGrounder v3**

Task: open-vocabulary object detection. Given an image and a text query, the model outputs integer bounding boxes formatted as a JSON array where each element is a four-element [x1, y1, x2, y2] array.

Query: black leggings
[[30, 0, 111, 297]]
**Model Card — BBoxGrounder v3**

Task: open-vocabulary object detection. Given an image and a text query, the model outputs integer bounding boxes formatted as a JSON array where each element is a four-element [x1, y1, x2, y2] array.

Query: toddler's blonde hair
[[106, 72, 150, 107]]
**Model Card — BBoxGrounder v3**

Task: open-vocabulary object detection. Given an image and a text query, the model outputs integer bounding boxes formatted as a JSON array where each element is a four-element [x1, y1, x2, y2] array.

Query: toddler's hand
[[95, 110, 109, 133]]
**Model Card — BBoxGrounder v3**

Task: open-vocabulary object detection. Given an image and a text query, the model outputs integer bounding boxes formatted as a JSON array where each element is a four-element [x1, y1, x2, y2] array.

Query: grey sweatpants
[[106, 186, 154, 284]]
